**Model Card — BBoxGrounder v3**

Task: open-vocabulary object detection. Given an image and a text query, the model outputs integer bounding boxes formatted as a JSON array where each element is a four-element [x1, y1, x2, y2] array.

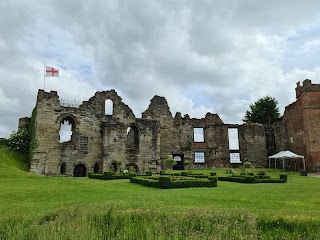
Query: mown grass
[[1, 146, 320, 239]]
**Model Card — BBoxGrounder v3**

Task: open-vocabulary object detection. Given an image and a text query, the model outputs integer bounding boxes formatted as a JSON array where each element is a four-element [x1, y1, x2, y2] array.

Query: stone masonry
[[27, 89, 270, 176], [26, 79, 320, 176]]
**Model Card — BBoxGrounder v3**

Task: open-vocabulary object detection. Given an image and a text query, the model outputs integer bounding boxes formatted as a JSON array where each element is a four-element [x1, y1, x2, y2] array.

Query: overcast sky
[[1, 0, 320, 138]]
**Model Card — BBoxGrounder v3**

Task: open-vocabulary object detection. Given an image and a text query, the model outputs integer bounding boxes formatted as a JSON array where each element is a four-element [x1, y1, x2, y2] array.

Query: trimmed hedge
[[88, 171, 130, 180], [218, 175, 287, 184], [130, 176, 217, 189]]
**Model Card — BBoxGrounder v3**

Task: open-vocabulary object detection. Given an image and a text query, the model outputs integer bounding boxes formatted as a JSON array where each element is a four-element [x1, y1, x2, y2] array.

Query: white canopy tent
[[268, 150, 305, 170]]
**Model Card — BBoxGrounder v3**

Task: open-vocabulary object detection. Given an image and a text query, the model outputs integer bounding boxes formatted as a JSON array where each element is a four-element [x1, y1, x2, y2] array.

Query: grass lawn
[[1, 146, 320, 239]]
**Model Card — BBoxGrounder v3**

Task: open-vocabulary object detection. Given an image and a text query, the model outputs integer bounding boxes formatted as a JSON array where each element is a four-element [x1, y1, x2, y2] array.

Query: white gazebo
[[268, 150, 305, 170]]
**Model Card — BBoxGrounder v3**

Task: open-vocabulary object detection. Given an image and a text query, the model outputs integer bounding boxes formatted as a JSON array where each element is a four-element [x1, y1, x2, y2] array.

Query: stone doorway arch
[[73, 164, 87, 177]]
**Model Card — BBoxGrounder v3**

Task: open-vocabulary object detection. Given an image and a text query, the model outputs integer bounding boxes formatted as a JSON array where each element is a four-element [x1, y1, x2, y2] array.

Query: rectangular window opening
[[194, 152, 205, 163], [228, 128, 241, 163], [230, 152, 241, 164], [194, 128, 204, 142], [228, 128, 239, 150]]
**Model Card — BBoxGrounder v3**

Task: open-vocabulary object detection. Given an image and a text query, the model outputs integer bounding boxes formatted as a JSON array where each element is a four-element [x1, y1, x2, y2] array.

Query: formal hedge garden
[[130, 175, 217, 189]]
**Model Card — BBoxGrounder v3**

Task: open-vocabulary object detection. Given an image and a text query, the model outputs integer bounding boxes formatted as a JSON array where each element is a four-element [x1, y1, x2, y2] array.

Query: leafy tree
[[7, 127, 30, 153], [163, 156, 177, 169], [243, 96, 281, 125]]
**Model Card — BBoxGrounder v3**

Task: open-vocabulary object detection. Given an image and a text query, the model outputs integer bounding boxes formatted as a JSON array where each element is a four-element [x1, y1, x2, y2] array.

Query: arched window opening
[[105, 99, 113, 115], [60, 162, 66, 174], [93, 163, 101, 173], [73, 164, 87, 177], [126, 125, 139, 151], [59, 116, 76, 143]]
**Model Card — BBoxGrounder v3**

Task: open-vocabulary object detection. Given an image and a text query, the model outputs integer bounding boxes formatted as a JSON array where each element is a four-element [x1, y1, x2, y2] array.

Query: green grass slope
[[0, 146, 29, 177], [1, 148, 320, 239]]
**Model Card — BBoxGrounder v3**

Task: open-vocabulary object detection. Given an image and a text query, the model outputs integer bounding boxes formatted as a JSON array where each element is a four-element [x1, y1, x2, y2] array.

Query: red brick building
[[283, 79, 320, 169]]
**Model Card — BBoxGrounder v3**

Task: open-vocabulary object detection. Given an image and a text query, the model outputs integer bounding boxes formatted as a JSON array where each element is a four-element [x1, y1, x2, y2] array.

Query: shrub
[[160, 170, 165, 175], [7, 128, 30, 153], [184, 159, 191, 168], [146, 171, 152, 176], [181, 172, 188, 176], [163, 156, 177, 169], [210, 172, 216, 176], [257, 171, 266, 176], [244, 161, 253, 168]]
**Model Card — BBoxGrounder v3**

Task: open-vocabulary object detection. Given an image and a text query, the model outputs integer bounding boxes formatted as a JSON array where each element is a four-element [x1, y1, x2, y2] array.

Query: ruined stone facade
[[281, 79, 320, 170], [25, 79, 320, 176], [27, 89, 269, 176]]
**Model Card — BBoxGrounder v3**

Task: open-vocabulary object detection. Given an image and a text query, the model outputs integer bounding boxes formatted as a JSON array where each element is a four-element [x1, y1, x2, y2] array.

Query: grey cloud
[[1, 0, 320, 137]]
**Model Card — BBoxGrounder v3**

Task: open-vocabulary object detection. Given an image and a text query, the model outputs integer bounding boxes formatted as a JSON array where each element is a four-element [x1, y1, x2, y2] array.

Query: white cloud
[[1, 0, 320, 137]]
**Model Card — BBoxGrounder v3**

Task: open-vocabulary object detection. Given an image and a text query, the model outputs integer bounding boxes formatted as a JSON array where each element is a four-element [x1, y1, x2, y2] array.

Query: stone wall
[[30, 87, 290, 176], [238, 123, 267, 166], [31, 89, 160, 176]]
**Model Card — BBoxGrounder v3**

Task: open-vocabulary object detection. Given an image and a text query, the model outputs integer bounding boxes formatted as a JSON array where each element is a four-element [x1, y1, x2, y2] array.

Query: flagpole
[[43, 63, 46, 90]]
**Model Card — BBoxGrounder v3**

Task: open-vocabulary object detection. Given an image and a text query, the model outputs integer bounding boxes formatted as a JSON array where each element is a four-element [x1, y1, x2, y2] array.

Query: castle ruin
[[20, 79, 320, 176]]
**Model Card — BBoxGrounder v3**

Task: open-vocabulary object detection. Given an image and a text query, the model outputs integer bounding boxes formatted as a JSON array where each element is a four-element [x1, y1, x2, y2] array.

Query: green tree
[[7, 127, 30, 153], [243, 96, 281, 125]]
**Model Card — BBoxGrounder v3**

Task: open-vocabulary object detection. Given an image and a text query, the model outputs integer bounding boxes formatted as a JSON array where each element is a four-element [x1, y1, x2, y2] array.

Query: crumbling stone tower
[[283, 79, 320, 169]]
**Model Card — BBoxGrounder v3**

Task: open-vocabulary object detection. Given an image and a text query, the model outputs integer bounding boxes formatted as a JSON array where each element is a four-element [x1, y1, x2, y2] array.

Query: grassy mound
[[0, 146, 29, 176]]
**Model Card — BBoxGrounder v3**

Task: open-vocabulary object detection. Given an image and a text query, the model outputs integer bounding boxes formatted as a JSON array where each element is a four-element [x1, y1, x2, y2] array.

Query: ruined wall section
[[238, 123, 267, 166], [142, 96, 179, 159], [80, 89, 135, 122], [283, 101, 305, 157], [174, 112, 228, 167], [102, 118, 127, 171], [273, 121, 289, 152], [174, 113, 193, 161], [205, 124, 229, 166], [31, 90, 61, 174], [31, 90, 103, 175], [81, 90, 137, 172], [135, 119, 160, 172]]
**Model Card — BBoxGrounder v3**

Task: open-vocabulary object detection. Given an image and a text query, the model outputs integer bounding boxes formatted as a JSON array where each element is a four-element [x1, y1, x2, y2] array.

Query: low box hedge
[[89, 173, 103, 179], [218, 175, 286, 184], [88, 171, 130, 180], [130, 176, 217, 189]]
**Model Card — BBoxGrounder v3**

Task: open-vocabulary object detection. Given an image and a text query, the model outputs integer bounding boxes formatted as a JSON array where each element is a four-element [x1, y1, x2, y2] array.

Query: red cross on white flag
[[45, 66, 59, 77]]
